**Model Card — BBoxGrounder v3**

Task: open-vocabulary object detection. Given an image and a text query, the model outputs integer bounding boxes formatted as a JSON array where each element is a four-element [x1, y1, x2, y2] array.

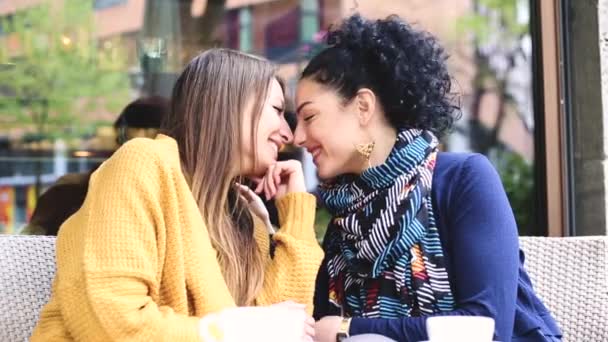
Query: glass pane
[[94, 0, 127, 10], [0, 0, 541, 237], [305, 0, 540, 237]]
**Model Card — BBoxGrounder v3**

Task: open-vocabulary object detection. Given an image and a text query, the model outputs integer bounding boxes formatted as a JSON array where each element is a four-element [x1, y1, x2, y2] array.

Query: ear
[[355, 88, 376, 126]]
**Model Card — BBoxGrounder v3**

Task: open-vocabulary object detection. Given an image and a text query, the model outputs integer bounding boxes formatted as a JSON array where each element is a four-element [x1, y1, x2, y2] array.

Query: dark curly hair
[[301, 14, 460, 137]]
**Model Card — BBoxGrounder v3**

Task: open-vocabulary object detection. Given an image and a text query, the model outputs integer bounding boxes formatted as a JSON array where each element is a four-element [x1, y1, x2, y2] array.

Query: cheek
[[326, 138, 354, 165], [240, 124, 252, 152], [320, 118, 356, 155], [307, 114, 337, 144], [258, 111, 279, 137]]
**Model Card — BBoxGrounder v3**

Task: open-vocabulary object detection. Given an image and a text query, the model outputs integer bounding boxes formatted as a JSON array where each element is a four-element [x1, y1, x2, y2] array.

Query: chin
[[254, 156, 275, 174], [316, 166, 338, 181]]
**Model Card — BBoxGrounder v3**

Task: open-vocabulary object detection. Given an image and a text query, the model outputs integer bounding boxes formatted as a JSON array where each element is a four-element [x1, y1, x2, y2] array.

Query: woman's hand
[[253, 160, 306, 200], [271, 301, 315, 339], [313, 316, 342, 342], [235, 182, 274, 234], [199, 303, 315, 342]]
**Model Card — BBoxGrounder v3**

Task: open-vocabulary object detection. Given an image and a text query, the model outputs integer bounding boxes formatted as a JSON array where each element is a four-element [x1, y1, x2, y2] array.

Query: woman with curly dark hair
[[294, 14, 561, 342]]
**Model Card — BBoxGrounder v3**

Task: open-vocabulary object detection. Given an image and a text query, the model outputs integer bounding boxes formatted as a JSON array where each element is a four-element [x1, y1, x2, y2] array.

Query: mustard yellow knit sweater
[[31, 135, 323, 341]]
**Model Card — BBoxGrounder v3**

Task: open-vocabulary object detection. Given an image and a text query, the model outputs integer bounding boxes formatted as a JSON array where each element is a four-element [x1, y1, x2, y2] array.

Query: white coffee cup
[[425, 316, 495, 342]]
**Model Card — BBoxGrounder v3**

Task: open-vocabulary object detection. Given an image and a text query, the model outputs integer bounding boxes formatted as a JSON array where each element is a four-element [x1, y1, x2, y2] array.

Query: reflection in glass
[[0, 0, 539, 236]]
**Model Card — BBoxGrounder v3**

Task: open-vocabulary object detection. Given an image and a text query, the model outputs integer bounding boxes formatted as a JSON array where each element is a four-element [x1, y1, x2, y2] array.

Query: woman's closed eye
[[272, 105, 285, 115], [303, 114, 315, 122]]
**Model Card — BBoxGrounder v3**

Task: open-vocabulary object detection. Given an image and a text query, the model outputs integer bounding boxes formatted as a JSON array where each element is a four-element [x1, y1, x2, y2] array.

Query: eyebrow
[[296, 101, 313, 115]]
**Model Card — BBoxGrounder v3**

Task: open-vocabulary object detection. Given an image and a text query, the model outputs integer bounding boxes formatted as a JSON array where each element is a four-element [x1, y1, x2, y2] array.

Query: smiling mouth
[[308, 147, 321, 163], [269, 140, 281, 157]]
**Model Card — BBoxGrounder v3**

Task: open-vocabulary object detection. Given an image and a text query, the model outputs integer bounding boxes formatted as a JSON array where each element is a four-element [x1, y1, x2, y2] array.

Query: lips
[[307, 146, 322, 163], [269, 139, 281, 157]]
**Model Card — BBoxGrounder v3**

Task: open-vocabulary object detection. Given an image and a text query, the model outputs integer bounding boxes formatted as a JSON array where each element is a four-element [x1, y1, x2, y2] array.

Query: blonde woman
[[31, 49, 323, 341]]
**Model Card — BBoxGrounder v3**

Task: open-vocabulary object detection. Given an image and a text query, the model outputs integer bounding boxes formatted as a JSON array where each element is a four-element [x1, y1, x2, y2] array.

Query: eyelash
[[303, 115, 315, 122], [273, 106, 284, 115]]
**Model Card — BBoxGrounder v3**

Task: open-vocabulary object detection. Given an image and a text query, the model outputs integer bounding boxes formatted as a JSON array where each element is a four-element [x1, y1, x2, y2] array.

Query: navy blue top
[[313, 153, 562, 342]]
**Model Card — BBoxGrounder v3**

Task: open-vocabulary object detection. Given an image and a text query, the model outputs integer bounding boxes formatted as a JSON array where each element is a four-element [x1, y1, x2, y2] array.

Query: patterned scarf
[[320, 129, 455, 318]]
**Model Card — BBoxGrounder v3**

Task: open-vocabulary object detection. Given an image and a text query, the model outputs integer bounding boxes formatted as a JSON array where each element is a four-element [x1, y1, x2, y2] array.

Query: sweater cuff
[[349, 317, 367, 335], [275, 192, 316, 239], [349, 317, 384, 336], [168, 316, 202, 341]]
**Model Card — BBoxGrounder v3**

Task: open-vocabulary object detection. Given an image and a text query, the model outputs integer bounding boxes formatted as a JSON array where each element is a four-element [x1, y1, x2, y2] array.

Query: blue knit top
[[313, 153, 562, 341]]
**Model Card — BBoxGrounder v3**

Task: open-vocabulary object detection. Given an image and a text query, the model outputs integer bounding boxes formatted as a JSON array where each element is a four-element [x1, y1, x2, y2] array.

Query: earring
[[355, 141, 375, 168]]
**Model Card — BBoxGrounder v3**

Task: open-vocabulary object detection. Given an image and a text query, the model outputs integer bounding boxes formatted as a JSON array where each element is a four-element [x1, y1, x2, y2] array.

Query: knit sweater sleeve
[[254, 192, 324, 314], [55, 142, 202, 341]]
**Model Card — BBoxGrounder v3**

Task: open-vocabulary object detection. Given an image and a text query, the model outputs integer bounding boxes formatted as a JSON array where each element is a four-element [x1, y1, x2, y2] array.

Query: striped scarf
[[320, 129, 455, 318]]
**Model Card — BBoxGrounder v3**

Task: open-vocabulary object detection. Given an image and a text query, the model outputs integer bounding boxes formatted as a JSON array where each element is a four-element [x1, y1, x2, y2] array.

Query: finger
[[273, 163, 282, 186], [244, 185, 261, 204], [250, 177, 264, 193], [264, 174, 271, 200], [268, 167, 278, 200], [267, 165, 277, 198], [235, 182, 251, 192], [254, 178, 265, 194], [272, 165, 282, 198], [277, 160, 299, 174], [238, 194, 249, 204], [235, 183, 252, 201], [305, 324, 315, 338]]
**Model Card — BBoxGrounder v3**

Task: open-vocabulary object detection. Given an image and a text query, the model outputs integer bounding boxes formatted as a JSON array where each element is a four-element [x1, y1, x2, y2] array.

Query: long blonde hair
[[162, 49, 276, 305]]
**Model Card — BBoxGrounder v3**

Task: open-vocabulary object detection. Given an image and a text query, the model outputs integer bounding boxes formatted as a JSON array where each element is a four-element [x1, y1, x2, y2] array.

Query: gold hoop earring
[[355, 141, 375, 168]]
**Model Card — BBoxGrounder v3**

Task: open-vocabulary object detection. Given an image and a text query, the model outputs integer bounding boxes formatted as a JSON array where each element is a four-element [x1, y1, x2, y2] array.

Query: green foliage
[[455, 0, 538, 234], [0, 0, 131, 139], [455, 0, 528, 44], [490, 148, 539, 236], [315, 206, 331, 243]]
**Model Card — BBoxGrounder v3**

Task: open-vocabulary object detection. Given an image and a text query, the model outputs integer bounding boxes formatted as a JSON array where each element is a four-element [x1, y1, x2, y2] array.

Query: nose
[[279, 116, 294, 145], [293, 121, 306, 147]]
